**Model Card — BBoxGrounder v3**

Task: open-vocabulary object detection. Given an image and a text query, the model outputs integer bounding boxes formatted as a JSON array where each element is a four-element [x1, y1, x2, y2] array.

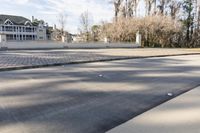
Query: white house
[[0, 14, 47, 41]]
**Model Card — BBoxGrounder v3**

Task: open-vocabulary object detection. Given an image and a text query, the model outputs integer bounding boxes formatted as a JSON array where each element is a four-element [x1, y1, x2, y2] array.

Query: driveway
[[0, 55, 200, 133]]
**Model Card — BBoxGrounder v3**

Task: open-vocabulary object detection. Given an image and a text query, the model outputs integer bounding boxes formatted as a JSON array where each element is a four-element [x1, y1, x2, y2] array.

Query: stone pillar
[[136, 31, 142, 47], [62, 35, 68, 43], [0, 34, 7, 43], [104, 37, 110, 43], [0, 34, 7, 49]]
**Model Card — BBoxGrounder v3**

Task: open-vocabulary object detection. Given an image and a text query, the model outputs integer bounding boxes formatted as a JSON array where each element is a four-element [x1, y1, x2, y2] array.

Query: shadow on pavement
[[0, 55, 199, 133]]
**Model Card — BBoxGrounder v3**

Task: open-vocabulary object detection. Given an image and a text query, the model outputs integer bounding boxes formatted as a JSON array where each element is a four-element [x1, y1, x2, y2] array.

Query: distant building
[[72, 34, 85, 42], [0, 14, 47, 41], [49, 25, 73, 42]]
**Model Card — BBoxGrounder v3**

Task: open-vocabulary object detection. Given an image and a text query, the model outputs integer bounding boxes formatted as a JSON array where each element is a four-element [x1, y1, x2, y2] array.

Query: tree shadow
[[0, 55, 199, 133]]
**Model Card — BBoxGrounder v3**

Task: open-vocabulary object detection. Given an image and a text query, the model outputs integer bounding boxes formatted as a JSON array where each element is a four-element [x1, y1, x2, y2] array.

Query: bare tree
[[104, 0, 200, 47], [79, 11, 91, 42], [145, 0, 154, 16], [58, 13, 67, 35], [113, 0, 122, 21], [157, 0, 170, 15], [169, 0, 182, 19], [153, 0, 157, 15], [193, 0, 200, 29], [127, 0, 139, 17], [198, 5, 200, 29]]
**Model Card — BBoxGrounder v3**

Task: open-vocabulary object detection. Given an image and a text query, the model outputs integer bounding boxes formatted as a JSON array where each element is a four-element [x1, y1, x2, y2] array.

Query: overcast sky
[[0, 0, 114, 33]]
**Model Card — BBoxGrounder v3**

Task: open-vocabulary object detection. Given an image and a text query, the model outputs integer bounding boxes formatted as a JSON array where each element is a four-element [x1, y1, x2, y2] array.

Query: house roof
[[0, 14, 31, 25]]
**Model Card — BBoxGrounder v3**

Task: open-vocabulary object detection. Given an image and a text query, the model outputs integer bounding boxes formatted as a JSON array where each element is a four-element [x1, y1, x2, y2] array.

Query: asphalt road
[[0, 55, 200, 133]]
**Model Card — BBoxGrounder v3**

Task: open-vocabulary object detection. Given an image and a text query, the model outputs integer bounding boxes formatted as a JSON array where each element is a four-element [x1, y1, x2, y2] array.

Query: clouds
[[38, 0, 114, 32], [3, 0, 29, 4], [0, 0, 113, 33]]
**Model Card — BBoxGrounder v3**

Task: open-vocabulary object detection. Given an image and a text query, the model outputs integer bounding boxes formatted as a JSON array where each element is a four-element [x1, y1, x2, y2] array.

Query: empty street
[[0, 54, 199, 133]]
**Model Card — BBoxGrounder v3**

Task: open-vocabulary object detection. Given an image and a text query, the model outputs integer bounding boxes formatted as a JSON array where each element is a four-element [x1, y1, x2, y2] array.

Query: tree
[[169, 0, 182, 19], [79, 11, 91, 42], [193, 0, 200, 29], [91, 25, 101, 41], [198, 5, 200, 30], [145, 0, 154, 16], [153, 0, 157, 15], [157, 0, 170, 15], [58, 13, 67, 36], [113, 0, 122, 21], [103, 0, 200, 47], [32, 18, 45, 26], [126, 0, 139, 17], [183, 0, 194, 42]]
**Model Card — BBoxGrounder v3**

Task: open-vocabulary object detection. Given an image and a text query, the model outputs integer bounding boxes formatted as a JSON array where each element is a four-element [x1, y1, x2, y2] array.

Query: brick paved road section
[[0, 48, 199, 70]]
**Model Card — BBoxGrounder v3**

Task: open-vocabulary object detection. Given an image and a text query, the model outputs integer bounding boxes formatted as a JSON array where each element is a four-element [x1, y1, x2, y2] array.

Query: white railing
[[0, 31, 37, 35]]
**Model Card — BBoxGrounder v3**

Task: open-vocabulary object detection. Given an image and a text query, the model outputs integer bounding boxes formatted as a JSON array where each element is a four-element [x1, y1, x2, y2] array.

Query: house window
[[26, 35, 32, 40], [26, 27, 32, 32], [6, 34, 14, 40]]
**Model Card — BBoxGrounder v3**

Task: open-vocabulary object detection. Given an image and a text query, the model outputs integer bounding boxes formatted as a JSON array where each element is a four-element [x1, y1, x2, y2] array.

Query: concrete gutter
[[107, 86, 200, 133]]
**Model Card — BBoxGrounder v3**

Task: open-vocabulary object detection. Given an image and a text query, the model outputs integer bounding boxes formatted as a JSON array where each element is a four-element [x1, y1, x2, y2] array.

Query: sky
[[0, 0, 114, 33], [1, 0, 198, 33]]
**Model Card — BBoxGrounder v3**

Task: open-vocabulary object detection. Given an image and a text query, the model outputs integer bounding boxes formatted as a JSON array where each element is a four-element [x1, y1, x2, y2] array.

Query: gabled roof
[[0, 14, 31, 25]]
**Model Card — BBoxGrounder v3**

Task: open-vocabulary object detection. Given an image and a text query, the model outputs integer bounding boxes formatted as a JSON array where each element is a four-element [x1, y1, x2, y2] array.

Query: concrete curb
[[0, 53, 200, 72], [107, 84, 200, 133], [107, 84, 200, 132]]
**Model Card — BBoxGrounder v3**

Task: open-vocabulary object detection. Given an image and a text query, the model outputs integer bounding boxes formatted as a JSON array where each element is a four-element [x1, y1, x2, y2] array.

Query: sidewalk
[[107, 86, 200, 133]]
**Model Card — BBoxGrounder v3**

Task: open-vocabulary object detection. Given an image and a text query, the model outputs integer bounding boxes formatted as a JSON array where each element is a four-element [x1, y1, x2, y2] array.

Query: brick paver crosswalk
[[0, 48, 199, 70]]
